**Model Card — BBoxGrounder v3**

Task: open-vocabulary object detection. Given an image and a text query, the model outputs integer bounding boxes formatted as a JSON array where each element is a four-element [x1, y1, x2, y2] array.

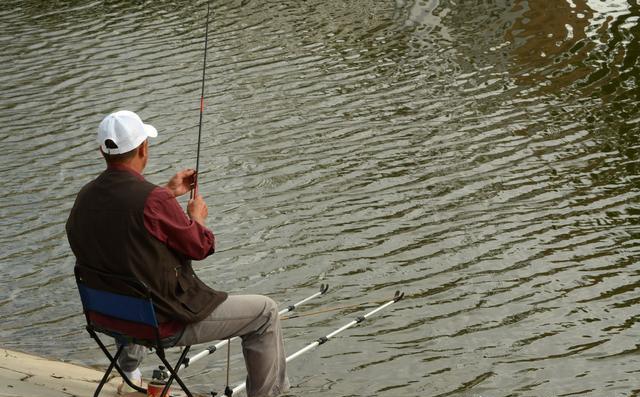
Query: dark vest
[[66, 167, 227, 323]]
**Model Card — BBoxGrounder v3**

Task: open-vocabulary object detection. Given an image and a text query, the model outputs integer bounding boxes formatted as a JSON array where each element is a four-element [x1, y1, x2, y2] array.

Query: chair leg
[[158, 346, 193, 397], [88, 329, 146, 395], [89, 329, 124, 397]]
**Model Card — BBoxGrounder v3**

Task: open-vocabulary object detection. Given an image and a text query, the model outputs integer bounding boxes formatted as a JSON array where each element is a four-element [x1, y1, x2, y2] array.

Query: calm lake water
[[1, 0, 640, 396]]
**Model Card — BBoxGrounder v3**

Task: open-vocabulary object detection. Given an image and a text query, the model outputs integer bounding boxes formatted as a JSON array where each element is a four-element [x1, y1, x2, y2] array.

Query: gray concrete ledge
[[0, 348, 122, 397]]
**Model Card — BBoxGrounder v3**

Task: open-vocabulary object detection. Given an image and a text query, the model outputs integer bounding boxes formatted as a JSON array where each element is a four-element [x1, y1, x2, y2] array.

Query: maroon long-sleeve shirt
[[109, 163, 216, 259]]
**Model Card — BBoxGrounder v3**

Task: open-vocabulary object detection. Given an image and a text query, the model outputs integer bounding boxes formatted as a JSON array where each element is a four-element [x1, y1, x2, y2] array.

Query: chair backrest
[[75, 266, 164, 344], [77, 283, 159, 326]]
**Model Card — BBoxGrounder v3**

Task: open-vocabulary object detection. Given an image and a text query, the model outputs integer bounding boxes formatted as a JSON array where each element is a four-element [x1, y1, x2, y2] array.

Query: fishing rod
[[176, 284, 329, 371], [281, 297, 393, 320], [222, 290, 405, 397], [192, 0, 211, 199]]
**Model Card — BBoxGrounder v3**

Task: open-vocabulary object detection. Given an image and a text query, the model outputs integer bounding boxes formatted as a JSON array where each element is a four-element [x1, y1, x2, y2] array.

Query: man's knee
[[263, 296, 278, 318], [251, 296, 278, 336]]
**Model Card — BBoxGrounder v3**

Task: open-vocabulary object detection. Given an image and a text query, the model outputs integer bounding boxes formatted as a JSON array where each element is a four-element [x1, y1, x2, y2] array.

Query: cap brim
[[144, 123, 158, 138]]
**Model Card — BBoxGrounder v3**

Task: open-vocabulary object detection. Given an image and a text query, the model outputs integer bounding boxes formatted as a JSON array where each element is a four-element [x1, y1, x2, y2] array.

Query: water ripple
[[2, 0, 640, 396]]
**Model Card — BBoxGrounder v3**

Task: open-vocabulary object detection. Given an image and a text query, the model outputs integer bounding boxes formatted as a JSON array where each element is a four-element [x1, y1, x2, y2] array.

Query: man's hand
[[188, 194, 209, 226], [166, 169, 196, 197]]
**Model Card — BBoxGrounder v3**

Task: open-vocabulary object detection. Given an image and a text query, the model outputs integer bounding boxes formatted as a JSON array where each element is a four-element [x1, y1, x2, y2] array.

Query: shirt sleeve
[[143, 187, 215, 260]]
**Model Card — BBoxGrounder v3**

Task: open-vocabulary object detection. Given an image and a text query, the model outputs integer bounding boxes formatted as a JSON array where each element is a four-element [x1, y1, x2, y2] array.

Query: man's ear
[[138, 140, 148, 158]]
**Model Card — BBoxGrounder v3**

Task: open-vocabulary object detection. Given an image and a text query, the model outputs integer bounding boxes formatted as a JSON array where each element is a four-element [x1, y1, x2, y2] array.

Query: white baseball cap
[[97, 110, 158, 154]]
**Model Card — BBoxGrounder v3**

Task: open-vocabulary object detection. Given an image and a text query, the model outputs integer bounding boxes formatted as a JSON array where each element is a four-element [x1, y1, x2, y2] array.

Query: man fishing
[[66, 110, 289, 397]]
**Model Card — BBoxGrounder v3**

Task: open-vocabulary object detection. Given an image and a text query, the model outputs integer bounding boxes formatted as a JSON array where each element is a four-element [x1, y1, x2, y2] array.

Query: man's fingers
[[174, 169, 195, 182]]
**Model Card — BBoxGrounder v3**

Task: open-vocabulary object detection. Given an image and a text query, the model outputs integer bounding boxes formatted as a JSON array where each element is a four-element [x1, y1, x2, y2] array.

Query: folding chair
[[74, 265, 193, 397]]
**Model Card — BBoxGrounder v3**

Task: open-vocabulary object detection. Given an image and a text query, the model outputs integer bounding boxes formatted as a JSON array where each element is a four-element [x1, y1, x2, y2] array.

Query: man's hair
[[101, 139, 137, 163]]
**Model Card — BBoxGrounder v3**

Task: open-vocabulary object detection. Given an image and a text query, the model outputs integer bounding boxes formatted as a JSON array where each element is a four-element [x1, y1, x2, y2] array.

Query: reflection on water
[[1, 0, 639, 396], [507, 0, 594, 90]]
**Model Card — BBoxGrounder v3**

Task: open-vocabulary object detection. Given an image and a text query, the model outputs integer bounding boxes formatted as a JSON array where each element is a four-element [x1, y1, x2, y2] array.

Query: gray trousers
[[118, 295, 289, 397]]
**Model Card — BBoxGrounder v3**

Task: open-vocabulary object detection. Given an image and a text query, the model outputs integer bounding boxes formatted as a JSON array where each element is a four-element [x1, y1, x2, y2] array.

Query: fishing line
[[192, 0, 211, 199]]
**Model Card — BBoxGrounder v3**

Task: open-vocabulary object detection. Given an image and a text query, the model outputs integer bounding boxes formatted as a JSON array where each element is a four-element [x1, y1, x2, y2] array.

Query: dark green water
[[1, 0, 640, 396]]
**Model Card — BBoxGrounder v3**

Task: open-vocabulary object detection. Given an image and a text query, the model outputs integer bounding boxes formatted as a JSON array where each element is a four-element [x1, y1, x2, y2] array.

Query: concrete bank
[[0, 348, 125, 397]]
